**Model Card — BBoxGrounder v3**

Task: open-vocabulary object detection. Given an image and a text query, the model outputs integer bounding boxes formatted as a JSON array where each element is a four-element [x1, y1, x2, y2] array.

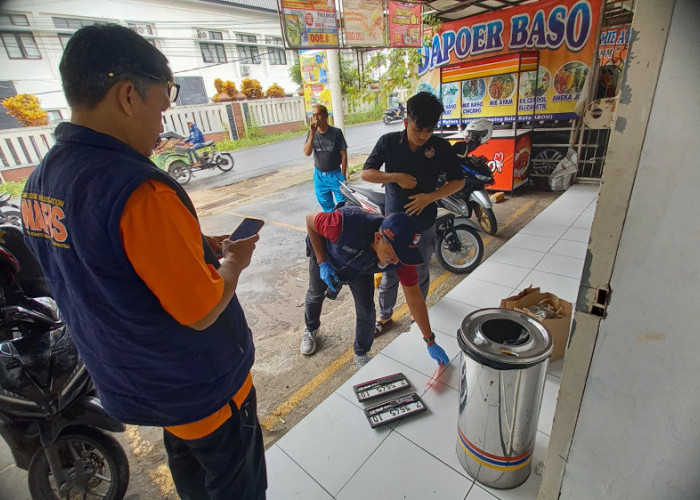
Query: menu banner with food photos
[[418, 0, 602, 122], [388, 1, 422, 47], [342, 0, 385, 46], [282, 0, 339, 48]]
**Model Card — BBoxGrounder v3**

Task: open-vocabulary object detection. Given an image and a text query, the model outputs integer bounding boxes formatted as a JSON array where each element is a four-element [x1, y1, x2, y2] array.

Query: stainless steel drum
[[456, 308, 552, 489]]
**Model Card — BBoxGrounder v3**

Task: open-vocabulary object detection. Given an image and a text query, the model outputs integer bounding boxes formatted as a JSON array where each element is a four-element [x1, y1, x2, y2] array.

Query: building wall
[[556, 1, 700, 498], [0, 0, 295, 124]]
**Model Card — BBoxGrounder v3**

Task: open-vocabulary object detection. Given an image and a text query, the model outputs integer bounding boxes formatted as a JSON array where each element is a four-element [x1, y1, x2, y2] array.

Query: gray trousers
[[305, 256, 376, 356], [378, 224, 436, 320]]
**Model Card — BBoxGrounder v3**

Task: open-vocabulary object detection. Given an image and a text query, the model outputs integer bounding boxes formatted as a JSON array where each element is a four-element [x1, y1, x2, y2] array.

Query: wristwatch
[[423, 332, 436, 345]]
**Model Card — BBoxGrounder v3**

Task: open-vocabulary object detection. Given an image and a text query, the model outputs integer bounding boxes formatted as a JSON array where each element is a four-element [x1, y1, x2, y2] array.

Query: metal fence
[[0, 125, 56, 170]]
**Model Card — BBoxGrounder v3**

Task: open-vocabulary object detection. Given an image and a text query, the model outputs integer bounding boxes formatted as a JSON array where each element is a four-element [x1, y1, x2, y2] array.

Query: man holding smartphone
[[303, 104, 348, 212], [21, 25, 266, 499], [301, 206, 450, 369]]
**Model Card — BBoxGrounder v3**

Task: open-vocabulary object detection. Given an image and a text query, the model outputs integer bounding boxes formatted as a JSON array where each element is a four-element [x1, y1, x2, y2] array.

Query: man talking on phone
[[300, 206, 450, 369], [21, 25, 266, 499], [303, 104, 348, 212]]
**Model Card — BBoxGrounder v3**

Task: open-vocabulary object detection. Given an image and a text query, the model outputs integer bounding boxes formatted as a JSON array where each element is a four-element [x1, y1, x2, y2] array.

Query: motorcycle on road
[[153, 132, 234, 185], [382, 107, 405, 125], [0, 224, 130, 499], [338, 182, 484, 274]]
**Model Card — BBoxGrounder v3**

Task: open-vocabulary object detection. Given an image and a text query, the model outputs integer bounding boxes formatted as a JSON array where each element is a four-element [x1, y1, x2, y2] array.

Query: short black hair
[[314, 104, 328, 117], [406, 91, 444, 129], [60, 23, 172, 109]]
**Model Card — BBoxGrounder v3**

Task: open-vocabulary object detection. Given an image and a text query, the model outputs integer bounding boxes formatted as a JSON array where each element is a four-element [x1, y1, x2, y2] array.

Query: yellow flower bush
[[265, 83, 286, 98], [240, 78, 263, 99], [1, 94, 49, 127]]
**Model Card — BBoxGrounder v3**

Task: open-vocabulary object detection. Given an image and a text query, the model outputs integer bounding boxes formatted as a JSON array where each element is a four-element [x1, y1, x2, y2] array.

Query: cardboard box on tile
[[500, 287, 573, 361]]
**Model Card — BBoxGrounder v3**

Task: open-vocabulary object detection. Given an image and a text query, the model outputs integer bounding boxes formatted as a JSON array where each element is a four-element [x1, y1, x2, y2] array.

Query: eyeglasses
[[107, 70, 180, 102]]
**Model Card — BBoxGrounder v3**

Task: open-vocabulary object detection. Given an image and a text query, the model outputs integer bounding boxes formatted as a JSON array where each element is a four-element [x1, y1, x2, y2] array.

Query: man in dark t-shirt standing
[[362, 92, 465, 334], [303, 104, 348, 212]]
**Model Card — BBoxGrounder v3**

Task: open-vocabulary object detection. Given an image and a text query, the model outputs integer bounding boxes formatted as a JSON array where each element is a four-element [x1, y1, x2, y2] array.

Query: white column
[[326, 49, 345, 133]]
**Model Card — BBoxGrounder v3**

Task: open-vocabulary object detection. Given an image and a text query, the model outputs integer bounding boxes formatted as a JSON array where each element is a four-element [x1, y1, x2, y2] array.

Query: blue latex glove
[[427, 342, 449, 366], [319, 261, 338, 292]]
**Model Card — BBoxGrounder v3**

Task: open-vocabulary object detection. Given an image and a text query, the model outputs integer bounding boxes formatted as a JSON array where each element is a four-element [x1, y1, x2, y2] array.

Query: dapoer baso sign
[[418, 0, 602, 122]]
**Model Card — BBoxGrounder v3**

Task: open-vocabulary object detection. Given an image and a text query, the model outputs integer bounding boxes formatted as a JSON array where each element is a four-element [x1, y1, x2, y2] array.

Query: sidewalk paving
[[264, 182, 598, 499]]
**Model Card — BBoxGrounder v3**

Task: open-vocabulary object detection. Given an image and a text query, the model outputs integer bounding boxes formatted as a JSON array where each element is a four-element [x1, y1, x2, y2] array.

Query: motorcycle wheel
[[0, 208, 22, 227], [168, 160, 192, 185], [216, 152, 234, 172], [383, 116, 392, 124], [435, 224, 483, 274], [28, 426, 129, 500], [470, 203, 498, 235]]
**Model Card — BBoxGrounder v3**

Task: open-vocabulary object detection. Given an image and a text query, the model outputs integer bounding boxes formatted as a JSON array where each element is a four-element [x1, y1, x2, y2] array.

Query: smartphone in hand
[[229, 217, 265, 241]]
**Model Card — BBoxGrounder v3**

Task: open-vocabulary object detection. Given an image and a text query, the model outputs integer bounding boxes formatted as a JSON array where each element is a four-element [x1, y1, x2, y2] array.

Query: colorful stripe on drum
[[457, 425, 533, 471]]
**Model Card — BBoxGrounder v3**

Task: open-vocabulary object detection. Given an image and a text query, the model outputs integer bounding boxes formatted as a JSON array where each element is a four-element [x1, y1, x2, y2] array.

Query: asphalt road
[[183, 120, 404, 192]]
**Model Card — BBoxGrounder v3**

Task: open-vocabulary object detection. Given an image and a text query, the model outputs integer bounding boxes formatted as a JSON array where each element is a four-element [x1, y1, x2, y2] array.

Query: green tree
[[289, 58, 302, 90]]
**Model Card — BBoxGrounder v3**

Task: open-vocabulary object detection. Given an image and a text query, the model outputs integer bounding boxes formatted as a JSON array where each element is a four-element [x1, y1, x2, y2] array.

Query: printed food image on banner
[[461, 78, 486, 117], [417, 79, 440, 99], [342, 0, 385, 46], [553, 62, 588, 96], [388, 1, 422, 47], [282, 0, 339, 48], [441, 82, 461, 125], [518, 66, 550, 113], [417, 0, 602, 122]]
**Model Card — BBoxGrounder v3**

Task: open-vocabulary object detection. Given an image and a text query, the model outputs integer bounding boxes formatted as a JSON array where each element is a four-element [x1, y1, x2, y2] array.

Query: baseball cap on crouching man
[[380, 213, 423, 266]]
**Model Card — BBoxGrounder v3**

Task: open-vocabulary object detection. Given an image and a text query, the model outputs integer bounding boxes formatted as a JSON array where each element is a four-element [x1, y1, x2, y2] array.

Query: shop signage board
[[300, 50, 333, 116], [342, 0, 386, 46], [596, 24, 629, 98], [388, 1, 423, 47], [598, 25, 630, 67], [281, 0, 339, 48], [417, 0, 603, 123]]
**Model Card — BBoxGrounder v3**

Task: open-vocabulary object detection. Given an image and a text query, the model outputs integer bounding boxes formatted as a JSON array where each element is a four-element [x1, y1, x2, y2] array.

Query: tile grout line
[[333, 427, 395, 498], [273, 444, 337, 499]]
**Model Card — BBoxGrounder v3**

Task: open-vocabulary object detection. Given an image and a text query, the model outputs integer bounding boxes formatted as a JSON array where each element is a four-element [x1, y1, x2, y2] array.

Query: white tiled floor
[[266, 183, 599, 499]]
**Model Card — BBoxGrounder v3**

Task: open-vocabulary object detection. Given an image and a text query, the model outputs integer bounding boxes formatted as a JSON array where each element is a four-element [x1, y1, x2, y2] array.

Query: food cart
[[417, 0, 603, 191]]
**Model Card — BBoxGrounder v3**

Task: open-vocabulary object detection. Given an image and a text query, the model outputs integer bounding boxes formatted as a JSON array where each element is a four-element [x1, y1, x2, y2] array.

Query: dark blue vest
[[22, 123, 254, 427], [323, 207, 400, 277]]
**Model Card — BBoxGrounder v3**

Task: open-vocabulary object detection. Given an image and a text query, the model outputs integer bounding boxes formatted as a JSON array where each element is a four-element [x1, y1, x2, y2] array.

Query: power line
[[20, 48, 294, 97]]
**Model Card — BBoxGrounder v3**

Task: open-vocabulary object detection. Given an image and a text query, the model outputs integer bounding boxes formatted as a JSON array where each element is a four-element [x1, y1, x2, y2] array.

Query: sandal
[[374, 318, 393, 337]]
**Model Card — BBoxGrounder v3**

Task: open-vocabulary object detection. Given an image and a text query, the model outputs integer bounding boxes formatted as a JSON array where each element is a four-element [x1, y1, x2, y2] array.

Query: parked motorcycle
[[153, 132, 234, 185], [443, 119, 499, 235], [0, 192, 22, 227], [0, 224, 130, 499], [338, 182, 483, 274], [382, 107, 405, 125]]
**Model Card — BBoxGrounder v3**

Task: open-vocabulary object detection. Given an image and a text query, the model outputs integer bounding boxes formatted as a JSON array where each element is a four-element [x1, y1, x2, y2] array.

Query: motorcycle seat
[[347, 184, 386, 211]]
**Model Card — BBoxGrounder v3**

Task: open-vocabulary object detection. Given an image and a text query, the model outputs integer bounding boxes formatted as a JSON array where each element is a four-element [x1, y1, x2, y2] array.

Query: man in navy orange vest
[[21, 24, 266, 499]]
